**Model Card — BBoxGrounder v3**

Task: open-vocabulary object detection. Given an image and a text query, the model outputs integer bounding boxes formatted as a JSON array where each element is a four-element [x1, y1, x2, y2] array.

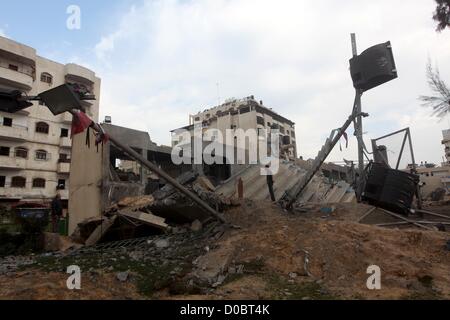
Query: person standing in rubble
[[265, 164, 276, 202], [50, 193, 63, 233]]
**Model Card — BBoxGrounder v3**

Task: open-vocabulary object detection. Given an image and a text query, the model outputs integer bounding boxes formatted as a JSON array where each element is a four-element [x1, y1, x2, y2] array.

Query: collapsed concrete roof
[[102, 123, 172, 154]]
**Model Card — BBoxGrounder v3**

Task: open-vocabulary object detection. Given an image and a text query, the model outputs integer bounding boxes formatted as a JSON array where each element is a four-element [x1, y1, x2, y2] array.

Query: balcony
[[0, 187, 24, 199], [65, 63, 96, 84], [57, 161, 71, 174], [0, 154, 26, 170], [0, 66, 33, 91], [59, 136, 72, 149], [0, 124, 28, 141]]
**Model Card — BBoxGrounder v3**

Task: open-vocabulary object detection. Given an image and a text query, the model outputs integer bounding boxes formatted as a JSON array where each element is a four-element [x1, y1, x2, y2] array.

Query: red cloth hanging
[[71, 111, 93, 137]]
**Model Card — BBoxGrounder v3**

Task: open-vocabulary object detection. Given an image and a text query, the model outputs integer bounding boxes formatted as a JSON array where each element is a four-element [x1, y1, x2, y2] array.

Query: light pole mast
[[351, 33, 365, 201]]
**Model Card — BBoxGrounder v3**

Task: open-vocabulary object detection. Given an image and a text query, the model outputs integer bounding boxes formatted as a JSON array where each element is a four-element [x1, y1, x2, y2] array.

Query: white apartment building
[[0, 36, 100, 204], [172, 96, 297, 159]]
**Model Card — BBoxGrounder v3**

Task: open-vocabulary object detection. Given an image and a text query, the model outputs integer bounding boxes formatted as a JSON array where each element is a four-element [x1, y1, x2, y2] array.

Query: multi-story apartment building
[[172, 96, 297, 158], [0, 36, 100, 205]]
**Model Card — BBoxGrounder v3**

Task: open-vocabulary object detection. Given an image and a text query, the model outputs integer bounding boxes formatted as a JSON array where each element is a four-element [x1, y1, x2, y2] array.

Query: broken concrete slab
[[117, 195, 154, 208], [117, 209, 168, 230], [196, 176, 216, 192], [85, 215, 118, 246], [43, 233, 83, 252]]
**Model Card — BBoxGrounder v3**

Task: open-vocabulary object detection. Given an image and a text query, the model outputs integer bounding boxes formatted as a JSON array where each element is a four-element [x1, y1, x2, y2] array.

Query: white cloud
[[0, 28, 7, 38], [90, 0, 450, 166]]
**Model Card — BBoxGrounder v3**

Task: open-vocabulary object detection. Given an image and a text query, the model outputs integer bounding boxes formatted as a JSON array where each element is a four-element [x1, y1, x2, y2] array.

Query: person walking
[[265, 165, 276, 202], [51, 193, 63, 233]]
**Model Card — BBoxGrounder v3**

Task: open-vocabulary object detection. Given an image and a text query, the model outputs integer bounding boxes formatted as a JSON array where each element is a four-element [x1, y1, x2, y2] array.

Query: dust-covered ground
[[0, 200, 449, 300]]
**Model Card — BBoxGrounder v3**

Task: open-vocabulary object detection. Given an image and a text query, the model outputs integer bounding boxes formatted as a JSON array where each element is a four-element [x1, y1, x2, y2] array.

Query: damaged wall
[[68, 130, 104, 234]]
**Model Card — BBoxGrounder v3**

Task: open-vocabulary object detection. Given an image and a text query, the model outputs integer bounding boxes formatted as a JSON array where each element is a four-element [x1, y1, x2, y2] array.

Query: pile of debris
[[73, 172, 239, 246]]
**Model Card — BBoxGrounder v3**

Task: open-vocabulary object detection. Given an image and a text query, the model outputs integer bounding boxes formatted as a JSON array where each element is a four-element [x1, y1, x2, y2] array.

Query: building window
[[0, 176, 5, 188], [35, 150, 48, 161], [0, 147, 10, 156], [40, 72, 53, 84], [59, 153, 70, 163], [2, 117, 13, 127], [257, 116, 265, 126], [36, 122, 49, 134], [32, 178, 46, 188], [60, 128, 69, 138], [239, 106, 250, 114], [57, 179, 66, 190], [8, 64, 18, 71], [11, 177, 26, 188], [15, 147, 28, 159], [194, 117, 200, 121], [291, 131, 296, 138]]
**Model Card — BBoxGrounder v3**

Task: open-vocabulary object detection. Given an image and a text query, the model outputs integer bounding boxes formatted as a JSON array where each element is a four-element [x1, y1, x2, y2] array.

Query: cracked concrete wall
[[68, 130, 104, 235]]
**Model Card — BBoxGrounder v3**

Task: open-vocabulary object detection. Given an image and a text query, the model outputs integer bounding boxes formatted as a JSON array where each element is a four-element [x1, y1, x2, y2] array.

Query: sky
[[1, 0, 449, 168]]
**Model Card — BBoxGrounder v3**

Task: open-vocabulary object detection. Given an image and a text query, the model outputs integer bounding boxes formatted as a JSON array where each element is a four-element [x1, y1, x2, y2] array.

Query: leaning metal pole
[[72, 112, 227, 224], [351, 33, 365, 202]]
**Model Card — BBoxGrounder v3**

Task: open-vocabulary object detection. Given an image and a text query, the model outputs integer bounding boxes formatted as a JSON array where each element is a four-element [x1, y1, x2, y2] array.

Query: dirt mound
[[0, 200, 448, 300], [184, 200, 450, 300]]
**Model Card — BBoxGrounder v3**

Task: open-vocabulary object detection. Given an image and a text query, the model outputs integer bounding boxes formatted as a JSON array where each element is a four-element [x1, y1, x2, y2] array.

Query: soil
[[0, 200, 449, 300]]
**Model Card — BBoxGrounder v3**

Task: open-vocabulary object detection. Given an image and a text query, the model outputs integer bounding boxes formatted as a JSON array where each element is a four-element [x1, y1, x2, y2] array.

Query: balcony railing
[[0, 152, 26, 170], [57, 162, 70, 174], [59, 136, 72, 148], [0, 65, 34, 91], [0, 124, 28, 141]]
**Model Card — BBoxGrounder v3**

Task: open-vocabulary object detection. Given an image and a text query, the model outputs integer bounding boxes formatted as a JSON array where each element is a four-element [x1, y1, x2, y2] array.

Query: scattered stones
[[191, 220, 203, 232], [289, 272, 298, 279], [116, 271, 129, 282], [155, 239, 170, 249], [212, 274, 227, 288]]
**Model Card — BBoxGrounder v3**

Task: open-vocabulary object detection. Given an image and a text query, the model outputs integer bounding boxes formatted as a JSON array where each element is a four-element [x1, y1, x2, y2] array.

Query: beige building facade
[[0, 36, 100, 203], [172, 96, 297, 160]]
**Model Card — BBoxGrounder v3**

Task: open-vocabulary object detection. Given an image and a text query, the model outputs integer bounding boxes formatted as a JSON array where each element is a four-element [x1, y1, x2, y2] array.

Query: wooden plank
[[118, 210, 168, 230], [85, 215, 117, 246]]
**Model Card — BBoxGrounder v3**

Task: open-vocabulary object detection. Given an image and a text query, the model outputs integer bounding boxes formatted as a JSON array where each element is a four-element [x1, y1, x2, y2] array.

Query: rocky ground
[[0, 200, 449, 300]]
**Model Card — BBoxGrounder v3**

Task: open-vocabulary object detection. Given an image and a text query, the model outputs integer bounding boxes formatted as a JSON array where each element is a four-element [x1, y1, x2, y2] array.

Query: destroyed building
[[68, 123, 191, 234], [171, 96, 297, 160]]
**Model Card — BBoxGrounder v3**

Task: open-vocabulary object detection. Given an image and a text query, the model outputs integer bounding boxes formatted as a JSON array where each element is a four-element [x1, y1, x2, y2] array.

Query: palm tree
[[419, 60, 450, 121]]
